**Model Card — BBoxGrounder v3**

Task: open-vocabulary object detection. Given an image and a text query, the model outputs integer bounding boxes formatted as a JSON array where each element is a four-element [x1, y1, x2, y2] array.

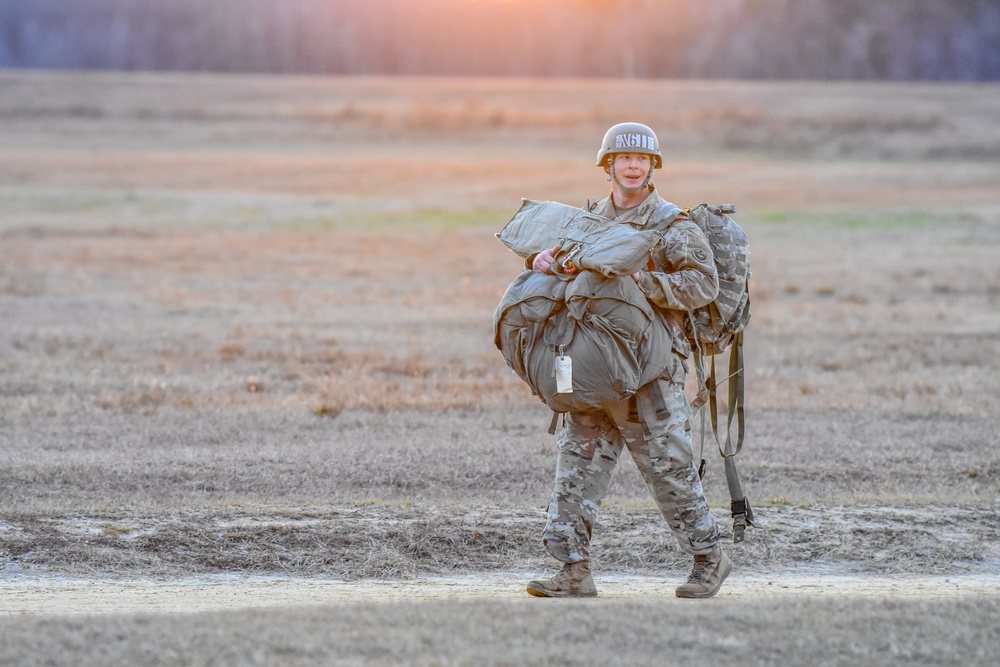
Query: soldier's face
[[612, 153, 652, 193]]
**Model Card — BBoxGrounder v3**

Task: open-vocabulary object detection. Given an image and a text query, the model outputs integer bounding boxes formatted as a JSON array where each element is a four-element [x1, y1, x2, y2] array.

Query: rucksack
[[684, 204, 751, 357], [681, 203, 756, 542], [493, 269, 671, 418]]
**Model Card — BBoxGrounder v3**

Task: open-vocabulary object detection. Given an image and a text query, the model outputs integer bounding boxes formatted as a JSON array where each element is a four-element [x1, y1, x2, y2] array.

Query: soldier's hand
[[532, 244, 562, 274]]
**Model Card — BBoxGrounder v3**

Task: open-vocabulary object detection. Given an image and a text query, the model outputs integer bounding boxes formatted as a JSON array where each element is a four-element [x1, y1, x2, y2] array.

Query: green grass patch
[[752, 207, 934, 230], [0, 188, 513, 233], [272, 207, 513, 232]]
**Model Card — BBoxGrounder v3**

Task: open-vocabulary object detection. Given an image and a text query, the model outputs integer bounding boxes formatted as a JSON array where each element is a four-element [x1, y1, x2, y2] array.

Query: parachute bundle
[[496, 199, 665, 278], [493, 269, 670, 415]]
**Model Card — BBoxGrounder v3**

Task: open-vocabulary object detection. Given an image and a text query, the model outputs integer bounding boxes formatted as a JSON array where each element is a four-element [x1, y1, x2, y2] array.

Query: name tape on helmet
[[614, 133, 655, 150]]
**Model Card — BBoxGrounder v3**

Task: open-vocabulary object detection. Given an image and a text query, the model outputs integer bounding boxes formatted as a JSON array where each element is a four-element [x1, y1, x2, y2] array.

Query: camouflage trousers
[[542, 366, 720, 563]]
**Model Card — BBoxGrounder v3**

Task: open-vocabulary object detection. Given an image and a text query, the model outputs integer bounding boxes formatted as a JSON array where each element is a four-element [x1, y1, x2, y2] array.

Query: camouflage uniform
[[542, 186, 722, 563]]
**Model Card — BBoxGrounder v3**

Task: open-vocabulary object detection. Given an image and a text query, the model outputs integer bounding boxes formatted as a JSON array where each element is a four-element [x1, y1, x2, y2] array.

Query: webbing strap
[[709, 329, 745, 459], [547, 410, 562, 435], [699, 330, 756, 542]]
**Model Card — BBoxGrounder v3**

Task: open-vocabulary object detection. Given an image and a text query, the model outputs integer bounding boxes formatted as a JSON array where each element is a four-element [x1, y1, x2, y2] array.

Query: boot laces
[[688, 555, 713, 583]]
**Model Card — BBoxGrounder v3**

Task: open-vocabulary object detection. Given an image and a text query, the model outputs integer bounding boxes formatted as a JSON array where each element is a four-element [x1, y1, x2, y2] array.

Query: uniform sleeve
[[634, 220, 719, 310]]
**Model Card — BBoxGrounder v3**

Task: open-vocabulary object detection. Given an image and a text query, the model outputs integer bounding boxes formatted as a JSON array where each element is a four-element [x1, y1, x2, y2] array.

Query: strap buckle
[[731, 496, 756, 544]]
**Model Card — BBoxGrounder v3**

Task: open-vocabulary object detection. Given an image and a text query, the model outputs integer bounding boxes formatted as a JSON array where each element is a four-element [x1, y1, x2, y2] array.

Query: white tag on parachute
[[554, 355, 573, 394]]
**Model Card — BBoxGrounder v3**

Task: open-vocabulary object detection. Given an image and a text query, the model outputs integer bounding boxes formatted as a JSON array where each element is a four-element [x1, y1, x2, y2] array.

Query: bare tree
[[0, 0, 996, 80]]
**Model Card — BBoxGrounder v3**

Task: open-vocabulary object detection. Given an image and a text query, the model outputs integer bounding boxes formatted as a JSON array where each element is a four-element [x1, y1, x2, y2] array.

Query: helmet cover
[[596, 122, 662, 169]]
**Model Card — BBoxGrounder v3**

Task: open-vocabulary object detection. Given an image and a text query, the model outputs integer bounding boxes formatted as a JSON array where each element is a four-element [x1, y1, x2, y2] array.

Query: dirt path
[[2, 573, 997, 616]]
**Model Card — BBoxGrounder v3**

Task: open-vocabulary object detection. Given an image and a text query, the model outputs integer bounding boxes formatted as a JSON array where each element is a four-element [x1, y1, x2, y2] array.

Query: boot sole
[[526, 583, 598, 598], [675, 555, 733, 599]]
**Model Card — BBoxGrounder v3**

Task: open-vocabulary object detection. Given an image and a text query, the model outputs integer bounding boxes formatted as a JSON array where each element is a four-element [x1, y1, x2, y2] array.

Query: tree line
[[1, 0, 998, 80]]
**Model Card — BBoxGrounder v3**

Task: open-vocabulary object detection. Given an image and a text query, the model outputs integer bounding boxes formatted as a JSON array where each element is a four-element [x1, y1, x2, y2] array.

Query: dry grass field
[[1, 70, 1000, 665]]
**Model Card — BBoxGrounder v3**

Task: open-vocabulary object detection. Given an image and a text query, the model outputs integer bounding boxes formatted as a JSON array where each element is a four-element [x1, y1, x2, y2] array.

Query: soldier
[[525, 122, 731, 599]]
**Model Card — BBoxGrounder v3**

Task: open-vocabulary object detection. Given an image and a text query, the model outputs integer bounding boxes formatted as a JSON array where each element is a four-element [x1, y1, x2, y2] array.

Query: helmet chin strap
[[607, 161, 614, 182]]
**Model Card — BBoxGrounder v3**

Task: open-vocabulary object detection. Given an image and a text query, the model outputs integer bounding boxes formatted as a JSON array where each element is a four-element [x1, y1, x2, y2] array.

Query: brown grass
[[1, 70, 999, 664]]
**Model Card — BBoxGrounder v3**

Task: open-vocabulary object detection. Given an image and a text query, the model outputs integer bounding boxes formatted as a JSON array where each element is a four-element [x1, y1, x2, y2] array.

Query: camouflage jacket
[[588, 187, 719, 359]]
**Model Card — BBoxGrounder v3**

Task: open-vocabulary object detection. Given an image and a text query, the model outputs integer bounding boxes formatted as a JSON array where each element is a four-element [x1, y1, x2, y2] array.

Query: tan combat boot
[[675, 545, 732, 599], [526, 561, 598, 598]]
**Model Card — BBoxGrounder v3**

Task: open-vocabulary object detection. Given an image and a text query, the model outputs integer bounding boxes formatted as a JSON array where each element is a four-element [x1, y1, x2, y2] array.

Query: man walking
[[525, 122, 731, 599]]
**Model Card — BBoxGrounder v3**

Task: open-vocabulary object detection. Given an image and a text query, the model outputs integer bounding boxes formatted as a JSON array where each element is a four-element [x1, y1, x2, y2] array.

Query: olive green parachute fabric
[[493, 270, 671, 414], [496, 199, 665, 278]]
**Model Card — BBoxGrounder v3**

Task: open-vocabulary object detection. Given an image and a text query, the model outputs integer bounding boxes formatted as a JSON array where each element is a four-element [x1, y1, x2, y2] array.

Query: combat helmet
[[596, 122, 663, 169]]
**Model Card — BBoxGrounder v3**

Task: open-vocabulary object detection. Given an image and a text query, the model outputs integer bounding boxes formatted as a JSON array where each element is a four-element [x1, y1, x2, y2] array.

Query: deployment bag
[[493, 269, 670, 415]]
